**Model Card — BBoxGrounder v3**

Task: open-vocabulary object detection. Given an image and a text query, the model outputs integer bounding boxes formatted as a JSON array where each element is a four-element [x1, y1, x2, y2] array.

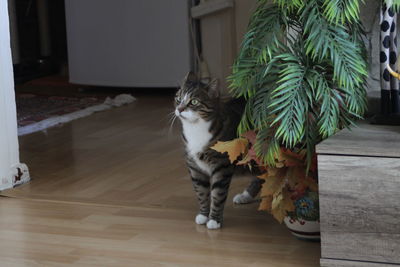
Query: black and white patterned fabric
[[381, 1, 399, 113]]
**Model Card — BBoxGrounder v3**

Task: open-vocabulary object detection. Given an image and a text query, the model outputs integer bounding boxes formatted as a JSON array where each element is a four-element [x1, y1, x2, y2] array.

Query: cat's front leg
[[207, 170, 233, 230], [189, 167, 211, 225]]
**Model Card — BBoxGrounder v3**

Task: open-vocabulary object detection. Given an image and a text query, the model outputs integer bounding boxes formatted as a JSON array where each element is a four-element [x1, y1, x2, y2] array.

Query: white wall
[[65, 0, 192, 87], [0, 0, 29, 190]]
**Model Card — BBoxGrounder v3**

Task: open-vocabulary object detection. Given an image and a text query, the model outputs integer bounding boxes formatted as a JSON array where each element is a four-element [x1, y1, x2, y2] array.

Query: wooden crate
[[317, 123, 400, 267]]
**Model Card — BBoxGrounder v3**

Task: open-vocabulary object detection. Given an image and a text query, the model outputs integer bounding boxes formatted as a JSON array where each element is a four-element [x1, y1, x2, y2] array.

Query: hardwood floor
[[1, 93, 320, 266]]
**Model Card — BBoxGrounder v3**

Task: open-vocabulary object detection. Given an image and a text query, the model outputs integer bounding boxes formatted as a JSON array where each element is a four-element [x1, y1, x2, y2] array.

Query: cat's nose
[[178, 106, 185, 113]]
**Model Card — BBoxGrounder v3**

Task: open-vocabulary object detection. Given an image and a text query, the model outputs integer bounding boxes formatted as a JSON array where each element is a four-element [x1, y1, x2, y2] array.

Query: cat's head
[[174, 72, 219, 123]]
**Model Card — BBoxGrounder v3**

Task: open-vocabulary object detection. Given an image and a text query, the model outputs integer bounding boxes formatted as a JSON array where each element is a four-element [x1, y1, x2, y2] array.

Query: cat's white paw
[[195, 214, 209, 225], [206, 219, 221, 230], [233, 190, 254, 204]]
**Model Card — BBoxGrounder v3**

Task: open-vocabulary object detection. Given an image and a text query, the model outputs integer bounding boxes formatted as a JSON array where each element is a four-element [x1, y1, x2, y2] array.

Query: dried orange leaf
[[275, 162, 285, 168], [242, 130, 257, 144], [257, 172, 269, 180], [236, 154, 251, 166], [286, 167, 305, 188], [259, 170, 287, 197], [303, 177, 319, 192], [258, 196, 272, 211], [210, 138, 248, 163], [271, 188, 295, 223]]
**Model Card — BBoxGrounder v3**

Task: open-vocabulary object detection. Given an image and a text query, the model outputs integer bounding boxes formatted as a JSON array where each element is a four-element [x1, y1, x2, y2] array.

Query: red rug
[[16, 93, 104, 127], [15, 75, 136, 135]]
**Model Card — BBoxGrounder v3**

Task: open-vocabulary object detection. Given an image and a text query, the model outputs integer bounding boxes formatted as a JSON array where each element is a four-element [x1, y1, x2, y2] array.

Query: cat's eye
[[176, 96, 182, 102], [191, 99, 199, 105]]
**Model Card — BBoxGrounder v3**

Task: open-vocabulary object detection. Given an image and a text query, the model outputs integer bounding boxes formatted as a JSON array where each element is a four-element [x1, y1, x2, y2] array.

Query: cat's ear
[[207, 78, 219, 98], [182, 71, 197, 86]]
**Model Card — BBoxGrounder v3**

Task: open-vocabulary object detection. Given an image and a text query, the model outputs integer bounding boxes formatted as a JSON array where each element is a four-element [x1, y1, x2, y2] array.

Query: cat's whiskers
[[160, 111, 175, 123], [159, 111, 176, 127], [167, 111, 178, 137]]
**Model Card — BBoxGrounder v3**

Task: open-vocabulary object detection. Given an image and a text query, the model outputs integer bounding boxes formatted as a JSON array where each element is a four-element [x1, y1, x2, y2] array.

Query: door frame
[[0, 0, 30, 191]]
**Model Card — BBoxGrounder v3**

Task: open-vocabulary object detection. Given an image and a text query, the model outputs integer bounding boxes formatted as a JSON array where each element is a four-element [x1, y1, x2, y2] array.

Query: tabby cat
[[174, 72, 261, 229]]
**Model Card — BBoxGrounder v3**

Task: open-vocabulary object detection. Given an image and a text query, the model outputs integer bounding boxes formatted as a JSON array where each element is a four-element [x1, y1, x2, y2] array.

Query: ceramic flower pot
[[284, 217, 320, 241], [284, 191, 320, 241]]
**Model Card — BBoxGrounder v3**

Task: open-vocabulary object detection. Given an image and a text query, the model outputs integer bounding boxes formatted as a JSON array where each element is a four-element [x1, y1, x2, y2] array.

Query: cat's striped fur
[[174, 72, 245, 229]]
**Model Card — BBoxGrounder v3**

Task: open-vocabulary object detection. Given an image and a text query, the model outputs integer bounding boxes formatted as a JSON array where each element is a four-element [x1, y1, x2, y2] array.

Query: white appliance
[[65, 0, 193, 87]]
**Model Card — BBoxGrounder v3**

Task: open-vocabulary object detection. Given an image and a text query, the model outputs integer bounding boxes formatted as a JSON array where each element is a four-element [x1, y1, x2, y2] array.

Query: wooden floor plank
[[1, 93, 320, 266]]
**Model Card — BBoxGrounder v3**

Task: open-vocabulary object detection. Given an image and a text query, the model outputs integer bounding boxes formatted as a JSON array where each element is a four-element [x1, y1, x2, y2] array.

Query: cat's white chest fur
[[181, 118, 213, 175]]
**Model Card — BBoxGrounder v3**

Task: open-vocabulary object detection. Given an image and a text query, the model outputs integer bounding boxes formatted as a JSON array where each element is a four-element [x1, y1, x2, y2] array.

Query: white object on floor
[[233, 190, 254, 204], [10, 163, 30, 187], [104, 94, 135, 107], [18, 94, 136, 136]]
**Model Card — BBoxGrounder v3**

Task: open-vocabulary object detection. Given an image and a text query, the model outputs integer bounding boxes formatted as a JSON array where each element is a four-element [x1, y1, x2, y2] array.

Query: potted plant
[[214, 0, 371, 239], [212, 130, 320, 240]]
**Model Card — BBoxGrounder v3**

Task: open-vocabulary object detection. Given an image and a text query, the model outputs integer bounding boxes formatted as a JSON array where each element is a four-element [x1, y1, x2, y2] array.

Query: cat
[[174, 72, 262, 229]]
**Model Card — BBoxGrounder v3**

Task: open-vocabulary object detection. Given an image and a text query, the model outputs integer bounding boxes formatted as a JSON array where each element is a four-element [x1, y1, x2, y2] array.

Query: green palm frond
[[269, 53, 307, 148], [254, 126, 280, 166], [230, 0, 368, 167], [302, 2, 368, 88], [229, 3, 288, 98], [318, 90, 341, 138], [322, 0, 362, 25], [391, 0, 400, 11], [273, 0, 304, 10]]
